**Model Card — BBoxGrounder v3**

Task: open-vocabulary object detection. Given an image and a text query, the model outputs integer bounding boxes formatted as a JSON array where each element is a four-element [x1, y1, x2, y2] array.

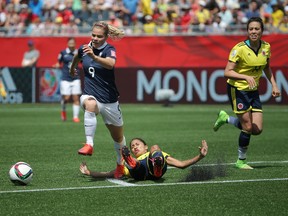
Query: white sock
[[61, 99, 66, 111], [238, 147, 248, 160], [84, 111, 96, 146], [228, 116, 240, 128], [114, 136, 126, 165], [73, 104, 80, 118]]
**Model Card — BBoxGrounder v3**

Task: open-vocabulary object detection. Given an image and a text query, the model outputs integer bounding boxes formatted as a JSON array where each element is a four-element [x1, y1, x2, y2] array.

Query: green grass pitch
[[0, 103, 287, 215]]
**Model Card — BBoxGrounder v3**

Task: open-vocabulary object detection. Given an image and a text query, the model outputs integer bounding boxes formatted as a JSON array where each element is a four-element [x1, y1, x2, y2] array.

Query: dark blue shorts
[[227, 84, 262, 114], [128, 151, 167, 181]]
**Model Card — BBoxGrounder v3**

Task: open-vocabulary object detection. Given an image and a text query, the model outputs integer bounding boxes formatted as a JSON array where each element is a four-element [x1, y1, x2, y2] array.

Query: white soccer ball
[[9, 162, 33, 185]]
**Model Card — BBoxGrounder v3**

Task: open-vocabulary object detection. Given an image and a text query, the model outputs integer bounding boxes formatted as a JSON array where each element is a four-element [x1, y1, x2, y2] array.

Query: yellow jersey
[[227, 40, 271, 91]]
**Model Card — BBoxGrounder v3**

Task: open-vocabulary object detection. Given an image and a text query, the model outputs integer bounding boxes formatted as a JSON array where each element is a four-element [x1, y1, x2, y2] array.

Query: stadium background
[[0, 35, 287, 104]]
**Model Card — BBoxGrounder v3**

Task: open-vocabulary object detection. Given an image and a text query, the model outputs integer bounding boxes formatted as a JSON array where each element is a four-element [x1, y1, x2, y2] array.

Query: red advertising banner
[[0, 35, 287, 68]]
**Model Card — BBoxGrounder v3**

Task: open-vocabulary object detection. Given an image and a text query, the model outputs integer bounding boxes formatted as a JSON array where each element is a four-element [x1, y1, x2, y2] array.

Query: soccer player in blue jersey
[[54, 38, 81, 123], [80, 138, 208, 180], [69, 21, 126, 178], [213, 17, 281, 169]]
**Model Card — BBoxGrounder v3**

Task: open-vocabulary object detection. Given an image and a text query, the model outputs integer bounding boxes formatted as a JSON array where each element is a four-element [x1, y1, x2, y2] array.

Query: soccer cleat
[[114, 164, 124, 179], [236, 159, 253, 170], [152, 156, 164, 178], [78, 144, 93, 156], [122, 146, 138, 169], [73, 117, 80, 123], [213, 110, 229, 132], [61, 111, 67, 121]]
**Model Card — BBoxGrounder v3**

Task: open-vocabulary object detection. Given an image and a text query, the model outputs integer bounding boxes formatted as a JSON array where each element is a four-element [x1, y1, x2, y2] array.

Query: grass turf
[[0, 103, 287, 215]]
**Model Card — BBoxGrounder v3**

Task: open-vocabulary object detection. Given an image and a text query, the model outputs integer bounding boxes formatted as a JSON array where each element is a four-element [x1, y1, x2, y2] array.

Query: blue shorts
[[227, 84, 262, 114], [128, 151, 168, 181]]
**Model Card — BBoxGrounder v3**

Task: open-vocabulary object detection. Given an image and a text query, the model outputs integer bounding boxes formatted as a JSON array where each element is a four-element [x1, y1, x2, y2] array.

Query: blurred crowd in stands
[[0, 0, 288, 36]]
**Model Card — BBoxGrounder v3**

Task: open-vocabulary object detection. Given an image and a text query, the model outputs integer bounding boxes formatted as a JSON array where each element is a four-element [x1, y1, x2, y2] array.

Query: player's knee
[[242, 123, 253, 133], [85, 99, 98, 112], [252, 127, 262, 135], [150, 145, 161, 153]]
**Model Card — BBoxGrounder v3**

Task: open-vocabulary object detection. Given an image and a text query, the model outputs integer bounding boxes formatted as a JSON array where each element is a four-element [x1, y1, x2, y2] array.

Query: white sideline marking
[[1, 178, 288, 194], [1, 160, 287, 194], [107, 178, 136, 186]]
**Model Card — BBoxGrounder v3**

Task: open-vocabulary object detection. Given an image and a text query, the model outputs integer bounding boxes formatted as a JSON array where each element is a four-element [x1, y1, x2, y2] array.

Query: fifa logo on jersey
[[0, 67, 23, 104]]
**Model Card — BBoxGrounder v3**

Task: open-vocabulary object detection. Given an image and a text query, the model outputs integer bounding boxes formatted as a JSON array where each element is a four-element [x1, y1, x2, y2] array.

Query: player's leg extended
[[78, 97, 98, 156], [72, 94, 80, 123], [148, 150, 167, 179], [236, 112, 253, 169], [251, 112, 263, 135], [106, 124, 126, 178], [60, 80, 71, 121], [71, 79, 82, 123], [122, 146, 139, 169]]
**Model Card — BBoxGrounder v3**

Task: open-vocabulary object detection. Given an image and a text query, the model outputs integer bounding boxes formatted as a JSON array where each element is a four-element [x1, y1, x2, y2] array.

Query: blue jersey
[[78, 42, 119, 103], [58, 48, 79, 81]]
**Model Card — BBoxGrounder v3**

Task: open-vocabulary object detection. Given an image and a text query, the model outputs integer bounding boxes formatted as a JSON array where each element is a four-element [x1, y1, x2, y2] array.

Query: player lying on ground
[[80, 138, 208, 180]]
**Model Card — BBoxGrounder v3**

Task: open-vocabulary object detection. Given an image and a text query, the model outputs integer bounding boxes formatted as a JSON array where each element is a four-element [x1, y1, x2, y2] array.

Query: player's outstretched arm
[[69, 55, 81, 77], [80, 162, 115, 178], [166, 140, 208, 169]]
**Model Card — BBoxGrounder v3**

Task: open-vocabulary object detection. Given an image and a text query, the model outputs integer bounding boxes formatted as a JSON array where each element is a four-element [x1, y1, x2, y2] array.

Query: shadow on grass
[[181, 160, 228, 182]]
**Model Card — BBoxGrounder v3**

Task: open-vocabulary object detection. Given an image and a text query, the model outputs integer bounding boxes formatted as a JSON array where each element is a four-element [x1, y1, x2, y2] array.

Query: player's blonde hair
[[92, 21, 125, 41]]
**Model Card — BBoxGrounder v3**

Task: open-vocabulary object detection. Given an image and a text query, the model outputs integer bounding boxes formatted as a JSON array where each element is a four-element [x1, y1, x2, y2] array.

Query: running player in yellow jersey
[[213, 17, 281, 170], [80, 138, 208, 180]]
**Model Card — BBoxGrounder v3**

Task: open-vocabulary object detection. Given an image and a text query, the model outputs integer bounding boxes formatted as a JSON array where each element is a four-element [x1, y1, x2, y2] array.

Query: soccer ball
[[9, 162, 33, 185]]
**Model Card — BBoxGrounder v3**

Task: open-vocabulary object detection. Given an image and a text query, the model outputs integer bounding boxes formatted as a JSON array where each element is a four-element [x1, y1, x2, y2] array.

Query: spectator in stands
[[205, 0, 220, 16], [122, 0, 139, 25], [56, 3, 74, 25], [155, 14, 169, 34], [72, 0, 82, 18], [194, 0, 210, 31], [27, 16, 43, 35], [169, 12, 182, 33], [208, 14, 226, 33], [124, 15, 142, 35], [139, 0, 153, 22], [218, 5, 233, 30], [107, 14, 123, 28], [21, 39, 40, 67], [245, 1, 260, 19], [270, 2, 285, 31], [41, 2, 58, 23], [28, 0, 43, 18], [61, 17, 79, 35], [40, 17, 55, 35], [278, 5, 288, 33], [0, 2, 6, 35], [74, 0, 94, 28], [4, 3, 22, 36], [143, 14, 155, 34], [179, 4, 192, 32], [52, 16, 63, 35], [230, 2, 245, 24], [157, 0, 169, 17]]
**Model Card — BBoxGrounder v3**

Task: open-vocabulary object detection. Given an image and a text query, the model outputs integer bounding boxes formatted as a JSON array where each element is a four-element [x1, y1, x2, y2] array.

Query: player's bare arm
[[80, 162, 114, 178], [263, 61, 281, 98], [69, 55, 80, 77], [82, 44, 115, 70], [166, 140, 208, 169], [224, 61, 257, 89]]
